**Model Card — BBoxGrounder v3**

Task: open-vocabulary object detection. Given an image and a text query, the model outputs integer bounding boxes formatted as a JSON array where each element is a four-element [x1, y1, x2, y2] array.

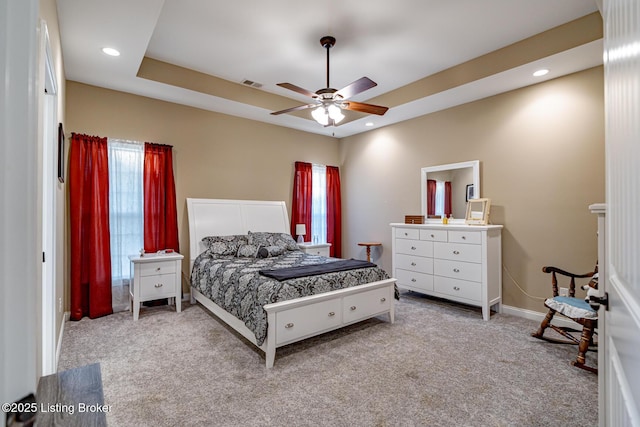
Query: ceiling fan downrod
[[320, 36, 336, 90]]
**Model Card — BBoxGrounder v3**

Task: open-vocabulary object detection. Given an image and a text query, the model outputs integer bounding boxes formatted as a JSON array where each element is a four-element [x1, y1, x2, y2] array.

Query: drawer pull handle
[[380, 298, 386, 302], [411, 246, 417, 250], [453, 250, 460, 255], [155, 283, 163, 288], [453, 268, 460, 273], [411, 278, 417, 282], [350, 306, 357, 311], [430, 234, 435, 238], [404, 232, 408, 236], [462, 236, 466, 240], [411, 262, 416, 266], [156, 267, 161, 271], [285, 323, 294, 328], [453, 286, 461, 291], [328, 312, 335, 317]]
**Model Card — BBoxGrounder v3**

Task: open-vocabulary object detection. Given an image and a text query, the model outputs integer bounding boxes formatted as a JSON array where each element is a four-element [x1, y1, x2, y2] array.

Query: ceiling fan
[[271, 36, 389, 126]]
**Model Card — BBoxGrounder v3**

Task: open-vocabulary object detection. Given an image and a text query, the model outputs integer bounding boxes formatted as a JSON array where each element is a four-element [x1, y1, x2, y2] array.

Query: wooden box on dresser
[[390, 223, 503, 320]]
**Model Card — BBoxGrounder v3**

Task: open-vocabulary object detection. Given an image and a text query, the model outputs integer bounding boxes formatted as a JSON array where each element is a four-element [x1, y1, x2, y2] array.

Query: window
[[108, 139, 144, 286], [311, 164, 327, 243], [435, 180, 445, 218]]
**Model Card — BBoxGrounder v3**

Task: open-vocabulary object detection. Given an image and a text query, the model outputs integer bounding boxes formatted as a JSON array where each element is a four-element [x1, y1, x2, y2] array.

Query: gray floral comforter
[[190, 250, 390, 346]]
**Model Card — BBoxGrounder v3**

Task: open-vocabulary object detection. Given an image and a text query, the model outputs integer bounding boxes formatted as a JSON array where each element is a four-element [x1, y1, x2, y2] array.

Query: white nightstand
[[297, 242, 331, 257], [128, 252, 184, 320]]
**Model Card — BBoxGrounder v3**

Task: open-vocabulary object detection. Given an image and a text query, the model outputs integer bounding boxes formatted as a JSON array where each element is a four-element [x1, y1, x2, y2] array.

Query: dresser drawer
[[434, 276, 482, 302], [343, 286, 392, 324], [395, 238, 433, 257], [139, 260, 177, 277], [395, 228, 420, 240], [419, 229, 447, 242], [139, 273, 176, 299], [275, 298, 342, 345], [395, 254, 433, 274], [396, 269, 434, 292], [434, 242, 481, 263], [434, 259, 482, 282], [448, 230, 481, 245]]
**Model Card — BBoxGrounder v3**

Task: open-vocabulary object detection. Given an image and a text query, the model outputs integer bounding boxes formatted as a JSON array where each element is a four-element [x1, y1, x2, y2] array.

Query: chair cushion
[[544, 296, 598, 320]]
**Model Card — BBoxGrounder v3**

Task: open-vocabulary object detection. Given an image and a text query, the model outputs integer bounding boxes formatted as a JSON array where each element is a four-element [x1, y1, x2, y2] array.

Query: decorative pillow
[[257, 245, 286, 258], [236, 243, 260, 258], [202, 235, 247, 256], [248, 231, 299, 251]]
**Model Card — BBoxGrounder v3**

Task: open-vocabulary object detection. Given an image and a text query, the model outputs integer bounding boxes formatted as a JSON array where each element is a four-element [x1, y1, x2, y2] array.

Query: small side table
[[297, 242, 331, 257], [358, 242, 382, 262], [128, 252, 183, 320]]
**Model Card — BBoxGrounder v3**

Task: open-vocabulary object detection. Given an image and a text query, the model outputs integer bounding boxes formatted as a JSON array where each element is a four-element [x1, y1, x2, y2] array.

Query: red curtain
[[69, 133, 113, 320], [444, 181, 452, 217], [427, 179, 436, 216], [144, 143, 179, 253], [290, 161, 312, 240], [326, 166, 342, 258]]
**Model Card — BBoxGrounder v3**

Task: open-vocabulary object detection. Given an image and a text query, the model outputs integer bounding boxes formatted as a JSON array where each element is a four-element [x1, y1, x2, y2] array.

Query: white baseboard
[[502, 304, 578, 330], [55, 311, 70, 371]]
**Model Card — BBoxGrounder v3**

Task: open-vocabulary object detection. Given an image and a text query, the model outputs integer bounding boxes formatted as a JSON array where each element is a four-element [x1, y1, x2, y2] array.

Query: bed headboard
[[186, 198, 290, 265]]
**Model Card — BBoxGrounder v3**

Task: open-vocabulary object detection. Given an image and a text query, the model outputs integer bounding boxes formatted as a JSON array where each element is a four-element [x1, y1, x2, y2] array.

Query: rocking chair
[[531, 264, 599, 374]]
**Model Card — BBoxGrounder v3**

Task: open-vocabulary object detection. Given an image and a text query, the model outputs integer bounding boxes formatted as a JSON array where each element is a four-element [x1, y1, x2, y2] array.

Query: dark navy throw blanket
[[259, 259, 377, 281]]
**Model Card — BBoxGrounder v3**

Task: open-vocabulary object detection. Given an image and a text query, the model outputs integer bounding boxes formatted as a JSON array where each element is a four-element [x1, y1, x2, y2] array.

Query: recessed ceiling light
[[365, 122, 374, 127], [533, 69, 549, 77], [102, 47, 120, 57]]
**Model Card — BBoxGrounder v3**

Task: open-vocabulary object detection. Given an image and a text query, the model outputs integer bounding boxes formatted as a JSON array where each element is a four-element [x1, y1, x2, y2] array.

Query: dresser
[[391, 223, 502, 320], [128, 252, 183, 320]]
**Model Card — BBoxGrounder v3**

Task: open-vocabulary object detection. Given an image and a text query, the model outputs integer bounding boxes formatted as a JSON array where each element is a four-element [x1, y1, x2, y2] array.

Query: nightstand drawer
[[307, 247, 330, 257], [139, 274, 176, 299], [298, 243, 331, 257], [139, 261, 177, 277]]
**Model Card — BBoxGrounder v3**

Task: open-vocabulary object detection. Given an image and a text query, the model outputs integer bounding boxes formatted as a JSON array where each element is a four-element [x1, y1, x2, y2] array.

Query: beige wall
[[65, 82, 339, 292], [66, 67, 604, 315], [340, 67, 604, 312]]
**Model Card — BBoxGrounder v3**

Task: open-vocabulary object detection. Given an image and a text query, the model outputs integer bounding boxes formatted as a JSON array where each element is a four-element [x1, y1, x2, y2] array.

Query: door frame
[[37, 20, 58, 377]]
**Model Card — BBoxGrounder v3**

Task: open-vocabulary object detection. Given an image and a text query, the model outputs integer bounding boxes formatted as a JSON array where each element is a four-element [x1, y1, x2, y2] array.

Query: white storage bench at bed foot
[[263, 279, 396, 367], [274, 284, 392, 346]]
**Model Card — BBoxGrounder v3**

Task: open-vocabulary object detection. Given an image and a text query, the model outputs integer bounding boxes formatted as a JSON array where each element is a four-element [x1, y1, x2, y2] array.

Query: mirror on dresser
[[420, 160, 480, 223]]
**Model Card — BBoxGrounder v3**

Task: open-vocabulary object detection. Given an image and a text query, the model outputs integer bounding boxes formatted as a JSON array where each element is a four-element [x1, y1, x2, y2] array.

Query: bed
[[187, 198, 396, 368]]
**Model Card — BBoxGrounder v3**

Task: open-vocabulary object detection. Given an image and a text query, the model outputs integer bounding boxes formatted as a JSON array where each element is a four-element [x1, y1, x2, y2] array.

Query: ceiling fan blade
[[276, 83, 318, 98], [270, 104, 315, 116], [344, 101, 389, 115], [335, 77, 377, 99]]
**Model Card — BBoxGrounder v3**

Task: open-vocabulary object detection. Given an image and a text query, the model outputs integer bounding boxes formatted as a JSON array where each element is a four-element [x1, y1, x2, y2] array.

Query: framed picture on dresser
[[466, 184, 474, 202]]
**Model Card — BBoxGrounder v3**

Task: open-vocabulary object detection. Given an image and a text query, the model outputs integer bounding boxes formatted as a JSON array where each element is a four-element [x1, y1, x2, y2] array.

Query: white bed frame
[[187, 198, 396, 368]]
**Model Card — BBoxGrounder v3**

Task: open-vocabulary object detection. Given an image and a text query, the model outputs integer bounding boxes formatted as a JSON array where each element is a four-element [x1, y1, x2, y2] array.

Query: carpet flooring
[[58, 291, 598, 427]]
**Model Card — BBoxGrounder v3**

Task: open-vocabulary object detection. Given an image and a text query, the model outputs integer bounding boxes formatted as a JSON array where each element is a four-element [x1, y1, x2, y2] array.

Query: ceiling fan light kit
[[271, 36, 389, 126]]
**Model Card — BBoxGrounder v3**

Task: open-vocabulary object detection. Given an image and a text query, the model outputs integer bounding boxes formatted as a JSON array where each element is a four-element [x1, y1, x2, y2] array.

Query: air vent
[[241, 79, 262, 88]]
